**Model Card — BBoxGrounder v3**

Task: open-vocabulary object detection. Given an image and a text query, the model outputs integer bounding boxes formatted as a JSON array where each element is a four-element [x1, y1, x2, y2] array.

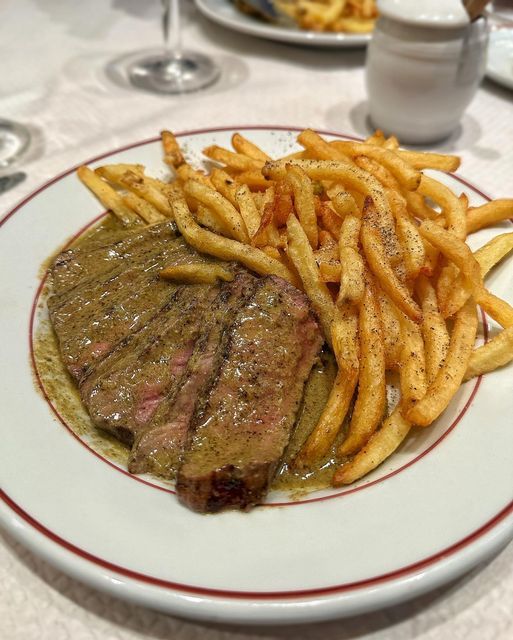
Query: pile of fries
[[78, 128, 513, 487], [274, 0, 377, 33], [236, 0, 377, 33]]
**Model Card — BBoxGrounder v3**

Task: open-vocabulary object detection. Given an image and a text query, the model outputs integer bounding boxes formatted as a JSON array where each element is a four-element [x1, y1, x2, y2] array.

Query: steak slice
[[128, 272, 257, 477], [176, 276, 323, 513], [79, 283, 222, 446], [49, 235, 216, 382], [52, 221, 177, 296]]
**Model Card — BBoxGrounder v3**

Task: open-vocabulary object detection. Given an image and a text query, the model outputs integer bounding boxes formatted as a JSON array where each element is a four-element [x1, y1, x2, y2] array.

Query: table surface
[[1, 1, 512, 638]]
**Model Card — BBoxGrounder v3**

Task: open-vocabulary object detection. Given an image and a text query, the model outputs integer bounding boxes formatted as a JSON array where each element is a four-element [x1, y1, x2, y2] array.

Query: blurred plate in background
[[486, 29, 513, 90], [194, 0, 371, 48]]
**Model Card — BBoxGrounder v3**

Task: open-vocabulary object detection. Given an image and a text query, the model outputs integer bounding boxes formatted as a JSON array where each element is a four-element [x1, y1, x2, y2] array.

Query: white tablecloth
[[1, 1, 512, 638]]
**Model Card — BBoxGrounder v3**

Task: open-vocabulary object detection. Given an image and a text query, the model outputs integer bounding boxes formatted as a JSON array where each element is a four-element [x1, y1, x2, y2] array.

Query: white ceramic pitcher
[[366, 0, 489, 144]]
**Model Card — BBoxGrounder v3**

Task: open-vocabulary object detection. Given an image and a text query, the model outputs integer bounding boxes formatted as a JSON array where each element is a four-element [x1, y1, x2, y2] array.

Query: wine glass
[[128, 0, 220, 94], [0, 119, 30, 169]]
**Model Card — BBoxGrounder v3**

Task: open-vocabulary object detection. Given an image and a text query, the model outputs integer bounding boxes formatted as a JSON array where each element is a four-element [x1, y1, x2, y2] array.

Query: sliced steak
[[176, 276, 323, 513], [52, 221, 177, 296], [79, 283, 221, 445], [128, 272, 257, 477], [49, 236, 215, 382]]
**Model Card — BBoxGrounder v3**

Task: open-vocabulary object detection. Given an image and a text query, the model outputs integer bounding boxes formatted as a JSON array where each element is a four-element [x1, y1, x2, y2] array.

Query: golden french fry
[[477, 289, 513, 329], [466, 199, 513, 234], [231, 133, 271, 161], [398, 312, 427, 412], [95, 163, 145, 186], [194, 204, 228, 235], [175, 163, 213, 187], [122, 192, 167, 224], [332, 16, 376, 32], [285, 165, 318, 249], [210, 168, 238, 206], [170, 194, 296, 284], [418, 174, 466, 239], [297, 129, 351, 162], [354, 155, 400, 191], [404, 190, 440, 221], [235, 184, 261, 238], [295, 305, 359, 467], [387, 189, 425, 280], [333, 406, 412, 485], [318, 202, 342, 238], [406, 297, 478, 426], [376, 286, 402, 370], [365, 130, 386, 146], [464, 326, 513, 380], [184, 180, 249, 243], [329, 141, 422, 190], [418, 221, 482, 288], [338, 278, 386, 456], [121, 171, 174, 217], [337, 214, 365, 306], [203, 145, 264, 172], [442, 232, 513, 318], [331, 190, 360, 218], [362, 199, 422, 322], [234, 170, 271, 190], [396, 149, 460, 172], [77, 166, 142, 226], [160, 263, 234, 284], [161, 130, 185, 168], [286, 213, 335, 341], [416, 275, 450, 384], [383, 135, 400, 150]]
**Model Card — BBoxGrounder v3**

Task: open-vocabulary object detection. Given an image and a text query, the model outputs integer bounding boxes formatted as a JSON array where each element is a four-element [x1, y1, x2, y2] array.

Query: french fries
[[77, 128, 513, 491], [160, 263, 234, 284]]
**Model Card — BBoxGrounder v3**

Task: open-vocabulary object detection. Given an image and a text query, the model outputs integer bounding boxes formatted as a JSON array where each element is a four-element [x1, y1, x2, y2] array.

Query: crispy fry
[[362, 199, 422, 322], [231, 133, 271, 161], [194, 204, 227, 235], [175, 163, 213, 187], [442, 232, 513, 318], [285, 165, 318, 249], [387, 189, 425, 280], [416, 275, 450, 384], [477, 289, 513, 329], [354, 155, 400, 191], [161, 130, 185, 168], [160, 263, 234, 284], [295, 305, 359, 467], [404, 190, 439, 222], [339, 277, 386, 455], [398, 312, 427, 412], [121, 170, 174, 217], [77, 166, 142, 226], [331, 190, 360, 218], [329, 141, 422, 190], [286, 213, 335, 341], [464, 326, 513, 380], [334, 406, 411, 485], [338, 214, 365, 306], [122, 192, 167, 224], [94, 163, 145, 186], [297, 129, 351, 162], [418, 174, 466, 239], [406, 298, 478, 426], [210, 168, 238, 206], [203, 145, 264, 172], [466, 199, 513, 234], [171, 194, 296, 283], [184, 180, 249, 243], [235, 184, 261, 238], [376, 287, 402, 369], [318, 202, 342, 238], [234, 170, 271, 190], [396, 149, 460, 172], [383, 135, 400, 150]]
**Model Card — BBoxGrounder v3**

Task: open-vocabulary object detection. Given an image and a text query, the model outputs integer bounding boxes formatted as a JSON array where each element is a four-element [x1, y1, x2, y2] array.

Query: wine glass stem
[[162, 0, 182, 59]]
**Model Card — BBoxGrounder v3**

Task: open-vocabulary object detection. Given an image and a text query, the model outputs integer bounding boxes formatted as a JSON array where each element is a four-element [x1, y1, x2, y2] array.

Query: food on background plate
[[46, 128, 513, 513], [234, 0, 377, 33]]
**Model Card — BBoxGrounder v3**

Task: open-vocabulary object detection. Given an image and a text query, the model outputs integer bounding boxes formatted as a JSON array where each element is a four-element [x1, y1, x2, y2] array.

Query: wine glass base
[[128, 51, 220, 95], [0, 120, 30, 169]]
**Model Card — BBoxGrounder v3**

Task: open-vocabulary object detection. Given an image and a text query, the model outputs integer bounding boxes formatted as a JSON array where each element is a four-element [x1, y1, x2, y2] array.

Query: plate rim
[[193, 0, 371, 48], [1, 125, 512, 621]]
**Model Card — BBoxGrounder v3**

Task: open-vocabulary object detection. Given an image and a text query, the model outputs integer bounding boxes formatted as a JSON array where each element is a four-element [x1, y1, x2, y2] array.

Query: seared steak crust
[[176, 276, 323, 513]]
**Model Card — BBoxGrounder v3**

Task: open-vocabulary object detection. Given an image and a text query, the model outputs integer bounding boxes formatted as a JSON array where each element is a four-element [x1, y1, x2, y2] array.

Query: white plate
[[194, 0, 371, 48], [486, 29, 513, 90], [0, 126, 512, 625]]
